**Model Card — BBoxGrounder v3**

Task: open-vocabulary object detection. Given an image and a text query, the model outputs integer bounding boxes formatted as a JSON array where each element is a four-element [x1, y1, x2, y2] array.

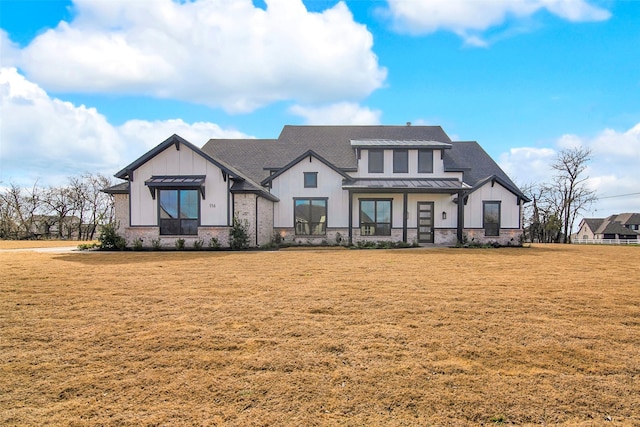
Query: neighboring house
[[104, 125, 530, 247], [576, 213, 640, 242]]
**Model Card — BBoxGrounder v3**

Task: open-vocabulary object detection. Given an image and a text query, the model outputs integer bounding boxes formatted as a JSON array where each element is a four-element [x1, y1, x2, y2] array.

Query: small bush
[[132, 238, 143, 251], [175, 238, 185, 250], [77, 242, 99, 251], [208, 237, 221, 250], [193, 238, 204, 250], [151, 238, 162, 251], [98, 223, 126, 250]]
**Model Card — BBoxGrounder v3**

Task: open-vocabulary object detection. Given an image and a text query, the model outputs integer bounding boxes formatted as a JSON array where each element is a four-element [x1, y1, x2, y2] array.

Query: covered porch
[[343, 178, 468, 246]]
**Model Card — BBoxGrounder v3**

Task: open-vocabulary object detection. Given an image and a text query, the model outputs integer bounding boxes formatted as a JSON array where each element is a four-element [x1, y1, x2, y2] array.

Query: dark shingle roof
[[616, 213, 640, 226], [601, 221, 640, 236], [103, 182, 130, 194], [201, 125, 526, 199], [583, 218, 604, 232]]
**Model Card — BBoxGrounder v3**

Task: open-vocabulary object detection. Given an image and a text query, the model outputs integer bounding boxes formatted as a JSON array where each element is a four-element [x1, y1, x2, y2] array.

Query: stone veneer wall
[[113, 194, 129, 236], [233, 193, 258, 247], [123, 226, 230, 248], [256, 196, 274, 246], [464, 228, 524, 246], [274, 228, 350, 246]]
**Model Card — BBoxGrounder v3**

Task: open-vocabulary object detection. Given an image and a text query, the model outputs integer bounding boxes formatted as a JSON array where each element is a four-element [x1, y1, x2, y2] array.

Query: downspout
[[255, 195, 260, 247], [457, 190, 465, 243], [227, 178, 231, 226], [402, 192, 408, 243]]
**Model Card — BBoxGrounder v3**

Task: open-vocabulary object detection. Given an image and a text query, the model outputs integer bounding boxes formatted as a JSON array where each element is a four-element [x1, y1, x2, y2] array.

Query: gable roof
[[115, 134, 241, 181], [261, 150, 352, 186], [581, 218, 604, 233], [469, 174, 530, 202], [113, 134, 278, 201]]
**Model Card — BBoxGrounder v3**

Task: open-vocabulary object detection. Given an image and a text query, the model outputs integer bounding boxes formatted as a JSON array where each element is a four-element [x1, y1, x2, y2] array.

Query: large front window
[[360, 199, 391, 236], [159, 189, 199, 235], [483, 201, 500, 237], [295, 198, 327, 235]]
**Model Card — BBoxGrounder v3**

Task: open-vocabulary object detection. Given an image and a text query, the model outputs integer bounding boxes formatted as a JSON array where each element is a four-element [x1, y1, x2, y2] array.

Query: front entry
[[417, 202, 434, 244]]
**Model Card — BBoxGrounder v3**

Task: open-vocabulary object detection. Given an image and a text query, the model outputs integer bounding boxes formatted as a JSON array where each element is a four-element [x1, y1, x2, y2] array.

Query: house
[[576, 213, 640, 242], [104, 125, 530, 247]]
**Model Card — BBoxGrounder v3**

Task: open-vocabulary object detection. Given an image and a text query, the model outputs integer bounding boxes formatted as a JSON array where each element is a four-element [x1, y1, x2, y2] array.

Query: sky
[[1, 0, 639, 219]]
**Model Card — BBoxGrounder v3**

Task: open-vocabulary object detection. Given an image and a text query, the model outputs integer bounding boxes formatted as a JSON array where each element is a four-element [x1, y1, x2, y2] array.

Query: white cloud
[[383, 0, 610, 45], [12, 0, 386, 113], [289, 102, 381, 125], [0, 68, 250, 187], [0, 30, 20, 67], [498, 124, 640, 217], [499, 147, 556, 185]]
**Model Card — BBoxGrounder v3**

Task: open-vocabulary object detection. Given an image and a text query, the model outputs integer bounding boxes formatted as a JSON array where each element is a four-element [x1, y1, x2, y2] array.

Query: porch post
[[457, 190, 464, 243], [402, 192, 408, 243], [348, 190, 353, 245]]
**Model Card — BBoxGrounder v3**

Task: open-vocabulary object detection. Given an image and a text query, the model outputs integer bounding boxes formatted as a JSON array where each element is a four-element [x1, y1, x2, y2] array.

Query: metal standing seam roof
[[144, 176, 206, 186], [342, 178, 466, 191], [350, 139, 452, 148]]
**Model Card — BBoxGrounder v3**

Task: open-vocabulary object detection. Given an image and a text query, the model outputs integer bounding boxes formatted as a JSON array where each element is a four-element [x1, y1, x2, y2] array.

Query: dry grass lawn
[[0, 240, 90, 250], [1, 244, 638, 426]]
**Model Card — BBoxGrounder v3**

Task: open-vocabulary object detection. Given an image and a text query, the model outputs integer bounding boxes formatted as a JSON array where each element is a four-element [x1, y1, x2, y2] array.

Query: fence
[[573, 239, 638, 245]]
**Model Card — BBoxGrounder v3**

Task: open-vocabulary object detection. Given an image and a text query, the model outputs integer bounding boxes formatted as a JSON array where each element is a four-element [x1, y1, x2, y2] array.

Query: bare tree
[[551, 147, 596, 243], [82, 173, 115, 240], [41, 185, 75, 239], [0, 182, 43, 239]]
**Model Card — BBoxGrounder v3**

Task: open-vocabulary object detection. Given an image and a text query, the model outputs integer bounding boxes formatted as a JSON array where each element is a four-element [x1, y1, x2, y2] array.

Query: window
[[304, 172, 318, 188], [360, 199, 391, 236], [294, 199, 327, 235], [368, 149, 384, 173], [393, 150, 408, 173], [483, 201, 501, 237], [159, 189, 199, 235], [418, 149, 433, 173]]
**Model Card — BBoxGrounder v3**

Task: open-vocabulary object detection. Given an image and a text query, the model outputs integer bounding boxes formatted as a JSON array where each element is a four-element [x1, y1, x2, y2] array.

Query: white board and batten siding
[[270, 156, 350, 228], [464, 181, 521, 229], [129, 144, 229, 227]]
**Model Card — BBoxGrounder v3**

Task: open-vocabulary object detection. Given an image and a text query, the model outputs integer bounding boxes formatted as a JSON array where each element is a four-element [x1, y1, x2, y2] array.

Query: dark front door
[[417, 202, 434, 244]]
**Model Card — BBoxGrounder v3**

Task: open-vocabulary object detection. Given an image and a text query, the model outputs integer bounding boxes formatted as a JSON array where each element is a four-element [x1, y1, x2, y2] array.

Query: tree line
[[520, 147, 596, 243], [0, 173, 115, 240]]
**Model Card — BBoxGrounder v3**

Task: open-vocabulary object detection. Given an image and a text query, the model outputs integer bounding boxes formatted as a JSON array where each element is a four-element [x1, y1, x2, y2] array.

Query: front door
[[417, 202, 434, 244]]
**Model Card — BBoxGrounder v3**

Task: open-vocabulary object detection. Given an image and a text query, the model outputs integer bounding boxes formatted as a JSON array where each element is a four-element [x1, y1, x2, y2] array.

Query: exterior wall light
[[442, 211, 447, 220]]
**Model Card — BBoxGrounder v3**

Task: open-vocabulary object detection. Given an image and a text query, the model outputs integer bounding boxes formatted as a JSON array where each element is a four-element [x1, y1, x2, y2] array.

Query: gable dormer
[[349, 139, 452, 178]]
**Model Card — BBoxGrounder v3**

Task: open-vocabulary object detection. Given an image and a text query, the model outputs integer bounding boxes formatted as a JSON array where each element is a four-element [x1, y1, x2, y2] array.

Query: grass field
[[0, 240, 90, 250], [1, 244, 638, 426]]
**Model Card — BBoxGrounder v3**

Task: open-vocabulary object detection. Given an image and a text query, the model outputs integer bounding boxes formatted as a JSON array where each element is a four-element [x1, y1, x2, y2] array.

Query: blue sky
[[1, 0, 639, 217]]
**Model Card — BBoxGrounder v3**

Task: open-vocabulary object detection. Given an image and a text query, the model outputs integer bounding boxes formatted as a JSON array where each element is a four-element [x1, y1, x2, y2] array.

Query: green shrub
[[208, 237, 221, 250], [193, 238, 204, 250], [77, 242, 99, 251], [132, 238, 143, 251], [229, 216, 249, 250], [98, 223, 126, 250], [175, 238, 185, 250], [151, 238, 162, 251]]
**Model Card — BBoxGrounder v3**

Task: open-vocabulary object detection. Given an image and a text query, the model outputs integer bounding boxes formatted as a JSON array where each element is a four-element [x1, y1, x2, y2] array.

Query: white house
[[104, 125, 529, 247]]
